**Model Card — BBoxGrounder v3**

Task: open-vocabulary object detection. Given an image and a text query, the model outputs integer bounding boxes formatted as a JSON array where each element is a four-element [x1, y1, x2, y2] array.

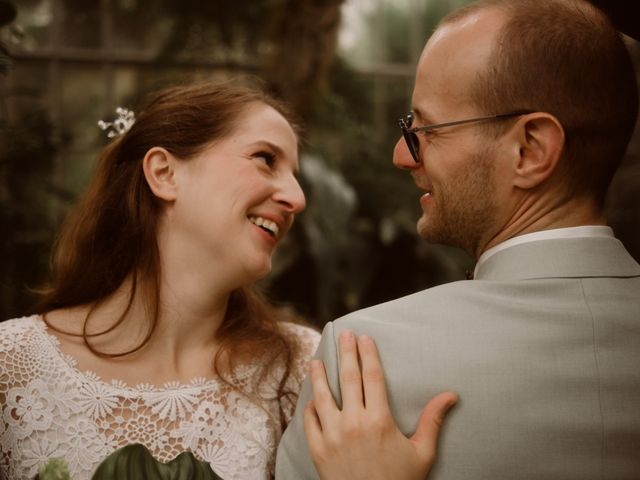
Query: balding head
[[433, 0, 638, 206]]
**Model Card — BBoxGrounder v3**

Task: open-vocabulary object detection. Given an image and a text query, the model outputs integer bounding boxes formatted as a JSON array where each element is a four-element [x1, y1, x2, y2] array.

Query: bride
[[0, 81, 319, 480]]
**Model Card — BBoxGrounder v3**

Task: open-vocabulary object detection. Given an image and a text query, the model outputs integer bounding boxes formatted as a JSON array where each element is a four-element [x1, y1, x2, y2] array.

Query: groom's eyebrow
[[412, 107, 435, 125]]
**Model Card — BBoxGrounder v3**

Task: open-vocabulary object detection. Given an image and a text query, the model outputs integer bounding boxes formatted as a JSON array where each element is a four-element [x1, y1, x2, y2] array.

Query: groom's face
[[393, 8, 506, 257]]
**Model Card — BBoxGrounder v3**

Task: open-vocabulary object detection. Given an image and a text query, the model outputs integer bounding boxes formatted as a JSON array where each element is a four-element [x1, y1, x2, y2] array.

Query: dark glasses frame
[[398, 110, 533, 163]]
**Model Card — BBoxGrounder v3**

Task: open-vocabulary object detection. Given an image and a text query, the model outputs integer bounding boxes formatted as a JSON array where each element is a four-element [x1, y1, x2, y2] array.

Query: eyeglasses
[[398, 110, 532, 163]]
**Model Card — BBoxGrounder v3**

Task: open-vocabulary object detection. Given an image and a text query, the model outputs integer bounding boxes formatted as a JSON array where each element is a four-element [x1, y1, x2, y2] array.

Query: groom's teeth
[[249, 216, 279, 236]]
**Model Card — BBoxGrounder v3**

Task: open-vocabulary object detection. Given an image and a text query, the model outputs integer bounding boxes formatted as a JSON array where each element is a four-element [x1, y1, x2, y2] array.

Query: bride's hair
[[36, 80, 307, 429]]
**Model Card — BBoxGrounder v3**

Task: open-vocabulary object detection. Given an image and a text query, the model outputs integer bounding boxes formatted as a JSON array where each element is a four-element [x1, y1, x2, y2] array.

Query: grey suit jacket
[[276, 236, 640, 479]]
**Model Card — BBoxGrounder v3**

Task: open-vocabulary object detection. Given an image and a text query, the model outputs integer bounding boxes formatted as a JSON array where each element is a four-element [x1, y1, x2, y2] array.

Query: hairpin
[[98, 107, 136, 138]]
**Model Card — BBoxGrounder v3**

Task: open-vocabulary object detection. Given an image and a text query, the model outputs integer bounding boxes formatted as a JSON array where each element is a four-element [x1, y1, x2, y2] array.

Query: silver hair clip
[[98, 107, 135, 138]]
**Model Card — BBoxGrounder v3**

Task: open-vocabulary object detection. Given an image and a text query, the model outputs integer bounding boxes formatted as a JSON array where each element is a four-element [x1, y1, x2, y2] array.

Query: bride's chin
[[243, 259, 273, 285]]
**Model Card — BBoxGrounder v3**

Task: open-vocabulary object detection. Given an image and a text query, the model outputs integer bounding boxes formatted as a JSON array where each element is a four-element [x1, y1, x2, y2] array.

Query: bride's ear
[[142, 147, 178, 201]]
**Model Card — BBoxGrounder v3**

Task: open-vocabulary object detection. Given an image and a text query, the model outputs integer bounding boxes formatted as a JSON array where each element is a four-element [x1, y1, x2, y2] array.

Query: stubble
[[417, 149, 498, 257]]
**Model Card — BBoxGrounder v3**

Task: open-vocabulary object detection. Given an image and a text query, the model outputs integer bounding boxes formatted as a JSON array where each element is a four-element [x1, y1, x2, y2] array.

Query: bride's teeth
[[263, 220, 279, 236], [249, 216, 279, 236]]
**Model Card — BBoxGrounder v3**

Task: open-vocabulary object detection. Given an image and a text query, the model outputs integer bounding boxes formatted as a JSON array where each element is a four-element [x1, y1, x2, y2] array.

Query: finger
[[357, 334, 389, 412], [303, 400, 325, 453], [309, 360, 339, 425], [411, 391, 459, 459], [338, 330, 364, 411]]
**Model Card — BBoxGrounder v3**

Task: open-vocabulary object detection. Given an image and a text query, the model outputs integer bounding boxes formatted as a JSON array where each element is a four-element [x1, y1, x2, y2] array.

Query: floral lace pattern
[[0, 316, 320, 479]]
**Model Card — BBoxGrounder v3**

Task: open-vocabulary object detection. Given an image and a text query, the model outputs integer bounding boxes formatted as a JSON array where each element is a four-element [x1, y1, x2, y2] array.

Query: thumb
[[410, 391, 459, 458]]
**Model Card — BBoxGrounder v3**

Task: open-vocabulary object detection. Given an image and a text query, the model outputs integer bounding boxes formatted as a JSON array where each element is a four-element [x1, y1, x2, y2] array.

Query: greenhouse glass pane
[[111, 0, 172, 54], [4, 61, 50, 118], [61, 64, 104, 148], [60, 0, 101, 48]]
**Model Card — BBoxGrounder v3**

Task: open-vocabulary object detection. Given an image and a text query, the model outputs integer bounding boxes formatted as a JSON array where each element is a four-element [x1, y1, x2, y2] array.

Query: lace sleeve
[[279, 323, 321, 423]]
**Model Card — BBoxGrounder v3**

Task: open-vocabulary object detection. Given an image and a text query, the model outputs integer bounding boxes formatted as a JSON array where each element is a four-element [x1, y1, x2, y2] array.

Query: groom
[[277, 0, 640, 478]]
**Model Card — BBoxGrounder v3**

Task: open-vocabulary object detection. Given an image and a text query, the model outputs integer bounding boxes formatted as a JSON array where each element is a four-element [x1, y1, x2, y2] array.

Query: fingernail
[[359, 334, 373, 345], [340, 330, 354, 342]]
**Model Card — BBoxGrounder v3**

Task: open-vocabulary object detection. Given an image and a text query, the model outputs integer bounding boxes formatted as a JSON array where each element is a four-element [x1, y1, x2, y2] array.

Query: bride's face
[[169, 101, 306, 285]]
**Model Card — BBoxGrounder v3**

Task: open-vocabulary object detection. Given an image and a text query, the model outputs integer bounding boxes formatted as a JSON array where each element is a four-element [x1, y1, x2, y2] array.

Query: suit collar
[[475, 236, 640, 281], [476, 226, 614, 272]]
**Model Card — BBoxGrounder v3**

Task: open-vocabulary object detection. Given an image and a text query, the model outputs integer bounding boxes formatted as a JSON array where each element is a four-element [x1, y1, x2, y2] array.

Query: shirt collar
[[474, 226, 614, 278]]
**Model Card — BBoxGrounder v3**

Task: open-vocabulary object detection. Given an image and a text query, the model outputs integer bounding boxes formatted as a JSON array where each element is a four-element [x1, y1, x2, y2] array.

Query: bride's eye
[[253, 151, 276, 167]]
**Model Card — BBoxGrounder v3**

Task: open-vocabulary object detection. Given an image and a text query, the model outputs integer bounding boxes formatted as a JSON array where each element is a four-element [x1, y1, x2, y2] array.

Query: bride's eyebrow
[[247, 140, 283, 156], [247, 140, 300, 174]]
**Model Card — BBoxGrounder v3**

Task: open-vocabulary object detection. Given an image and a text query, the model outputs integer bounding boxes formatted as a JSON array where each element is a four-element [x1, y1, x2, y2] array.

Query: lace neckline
[[31, 315, 235, 396]]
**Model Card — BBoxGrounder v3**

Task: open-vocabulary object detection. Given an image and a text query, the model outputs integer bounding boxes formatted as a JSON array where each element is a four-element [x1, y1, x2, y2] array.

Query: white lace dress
[[0, 315, 320, 480]]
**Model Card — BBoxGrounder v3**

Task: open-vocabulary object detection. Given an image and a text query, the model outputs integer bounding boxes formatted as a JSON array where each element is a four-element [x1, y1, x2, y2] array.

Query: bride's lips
[[247, 213, 288, 245]]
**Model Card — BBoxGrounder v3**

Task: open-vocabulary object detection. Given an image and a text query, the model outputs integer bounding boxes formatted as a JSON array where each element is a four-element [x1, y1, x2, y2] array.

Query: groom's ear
[[142, 147, 178, 202], [510, 113, 565, 190]]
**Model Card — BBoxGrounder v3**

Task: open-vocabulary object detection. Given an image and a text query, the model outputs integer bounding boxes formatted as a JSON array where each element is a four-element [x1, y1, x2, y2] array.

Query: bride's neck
[[45, 277, 230, 384]]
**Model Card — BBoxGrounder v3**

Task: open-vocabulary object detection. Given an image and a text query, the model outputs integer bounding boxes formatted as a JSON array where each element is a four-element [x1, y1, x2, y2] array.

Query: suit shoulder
[[332, 280, 479, 330]]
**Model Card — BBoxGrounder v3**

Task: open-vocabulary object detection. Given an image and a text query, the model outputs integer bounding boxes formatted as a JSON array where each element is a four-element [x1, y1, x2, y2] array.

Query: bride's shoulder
[[0, 315, 59, 369], [44, 306, 87, 332], [0, 310, 87, 354], [280, 321, 321, 352], [38, 307, 92, 352], [279, 322, 321, 376], [0, 314, 42, 338]]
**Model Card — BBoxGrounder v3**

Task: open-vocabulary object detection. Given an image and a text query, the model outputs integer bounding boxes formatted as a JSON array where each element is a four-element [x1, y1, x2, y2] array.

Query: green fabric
[[36, 458, 70, 480], [91, 444, 223, 480]]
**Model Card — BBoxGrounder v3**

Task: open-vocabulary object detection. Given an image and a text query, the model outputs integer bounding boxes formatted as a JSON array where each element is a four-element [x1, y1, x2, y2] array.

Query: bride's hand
[[303, 330, 458, 480]]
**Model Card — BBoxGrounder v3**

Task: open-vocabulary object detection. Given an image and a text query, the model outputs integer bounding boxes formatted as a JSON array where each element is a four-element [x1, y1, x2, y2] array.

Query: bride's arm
[[303, 330, 458, 480]]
